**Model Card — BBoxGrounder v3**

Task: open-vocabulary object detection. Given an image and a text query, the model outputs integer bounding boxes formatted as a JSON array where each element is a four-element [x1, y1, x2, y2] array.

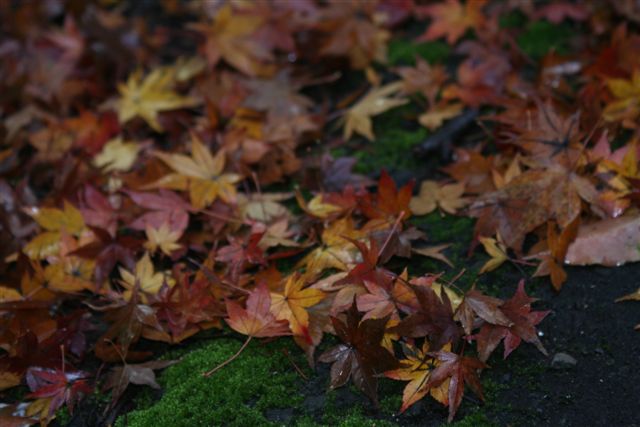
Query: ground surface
[[100, 233, 639, 427], [31, 8, 639, 427]]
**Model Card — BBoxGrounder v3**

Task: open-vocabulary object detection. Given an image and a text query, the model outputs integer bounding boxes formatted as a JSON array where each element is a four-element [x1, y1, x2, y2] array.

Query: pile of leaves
[[0, 0, 639, 424]]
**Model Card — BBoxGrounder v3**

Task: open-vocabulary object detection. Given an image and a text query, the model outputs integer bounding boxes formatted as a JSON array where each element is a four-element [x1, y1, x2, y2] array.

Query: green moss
[[56, 407, 72, 426], [499, 11, 527, 29], [388, 39, 450, 66], [449, 412, 496, 427], [320, 406, 398, 427], [517, 21, 573, 59], [117, 338, 307, 427], [410, 213, 474, 244], [338, 104, 427, 175]]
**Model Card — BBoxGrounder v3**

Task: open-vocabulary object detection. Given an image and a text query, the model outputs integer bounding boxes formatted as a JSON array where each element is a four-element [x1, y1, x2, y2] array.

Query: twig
[[281, 348, 308, 380], [203, 335, 252, 377]]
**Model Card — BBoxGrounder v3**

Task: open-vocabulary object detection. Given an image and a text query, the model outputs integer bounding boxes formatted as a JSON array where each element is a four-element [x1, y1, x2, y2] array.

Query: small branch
[[281, 348, 308, 380], [203, 336, 252, 377]]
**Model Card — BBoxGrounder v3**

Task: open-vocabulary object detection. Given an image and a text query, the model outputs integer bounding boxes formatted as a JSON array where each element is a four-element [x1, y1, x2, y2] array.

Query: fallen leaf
[[343, 82, 408, 141], [478, 235, 508, 274], [117, 67, 198, 132], [92, 137, 140, 173], [150, 134, 242, 209], [410, 181, 467, 216]]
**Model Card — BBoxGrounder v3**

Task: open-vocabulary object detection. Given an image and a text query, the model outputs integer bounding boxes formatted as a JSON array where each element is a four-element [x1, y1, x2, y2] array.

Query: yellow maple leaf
[[409, 181, 467, 216], [603, 70, 640, 127], [478, 235, 508, 274], [270, 274, 325, 340], [418, 102, 463, 131], [117, 67, 198, 132], [41, 233, 95, 293], [385, 341, 450, 412], [144, 223, 182, 256], [150, 134, 242, 209], [119, 252, 175, 301], [0, 285, 21, 302], [296, 217, 361, 275], [92, 137, 140, 173], [343, 81, 408, 141], [23, 201, 85, 259], [295, 191, 342, 219], [44, 257, 95, 293]]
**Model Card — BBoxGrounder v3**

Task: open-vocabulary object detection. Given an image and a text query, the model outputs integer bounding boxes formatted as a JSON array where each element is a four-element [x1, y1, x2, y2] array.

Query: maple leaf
[[319, 8, 390, 70], [150, 271, 224, 343], [418, 102, 464, 131], [103, 360, 177, 410], [270, 274, 325, 343], [91, 293, 165, 362], [410, 180, 467, 216], [225, 282, 290, 338], [454, 287, 512, 336], [295, 217, 361, 275], [425, 350, 486, 422], [78, 185, 119, 237], [603, 69, 640, 127], [343, 82, 408, 141], [254, 218, 299, 250], [92, 137, 140, 173], [318, 301, 398, 405], [144, 223, 182, 256], [359, 171, 414, 227], [26, 368, 92, 416], [473, 280, 549, 362], [150, 135, 242, 209], [417, 0, 487, 45], [72, 227, 138, 285], [118, 252, 175, 302], [396, 57, 447, 105], [412, 244, 454, 267], [239, 191, 293, 223], [469, 167, 597, 253], [191, 4, 275, 76], [534, 2, 589, 23], [533, 218, 580, 290], [117, 67, 198, 132], [478, 235, 508, 274], [356, 274, 417, 321], [126, 189, 192, 235], [23, 201, 85, 259], [385, 341, 450, 412], [442, 149, 495, 194], [390, 282, 461, 351]]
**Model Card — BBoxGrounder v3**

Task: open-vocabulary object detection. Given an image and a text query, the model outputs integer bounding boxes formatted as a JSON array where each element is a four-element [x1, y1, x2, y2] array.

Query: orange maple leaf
[[417, 0, 487, 45]]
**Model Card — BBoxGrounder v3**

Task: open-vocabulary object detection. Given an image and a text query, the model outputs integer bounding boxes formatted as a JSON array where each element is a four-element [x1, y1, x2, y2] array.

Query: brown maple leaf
[[318, 300, 398, 406], [473, 280, 549, 362]]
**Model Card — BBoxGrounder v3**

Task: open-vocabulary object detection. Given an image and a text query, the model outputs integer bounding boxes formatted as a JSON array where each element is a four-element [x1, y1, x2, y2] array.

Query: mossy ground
[[112, 18, 638, 427]]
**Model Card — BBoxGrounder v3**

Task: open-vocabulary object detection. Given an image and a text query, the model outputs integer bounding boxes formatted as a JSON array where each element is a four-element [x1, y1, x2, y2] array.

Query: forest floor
[[39, 10, 640, 427]]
